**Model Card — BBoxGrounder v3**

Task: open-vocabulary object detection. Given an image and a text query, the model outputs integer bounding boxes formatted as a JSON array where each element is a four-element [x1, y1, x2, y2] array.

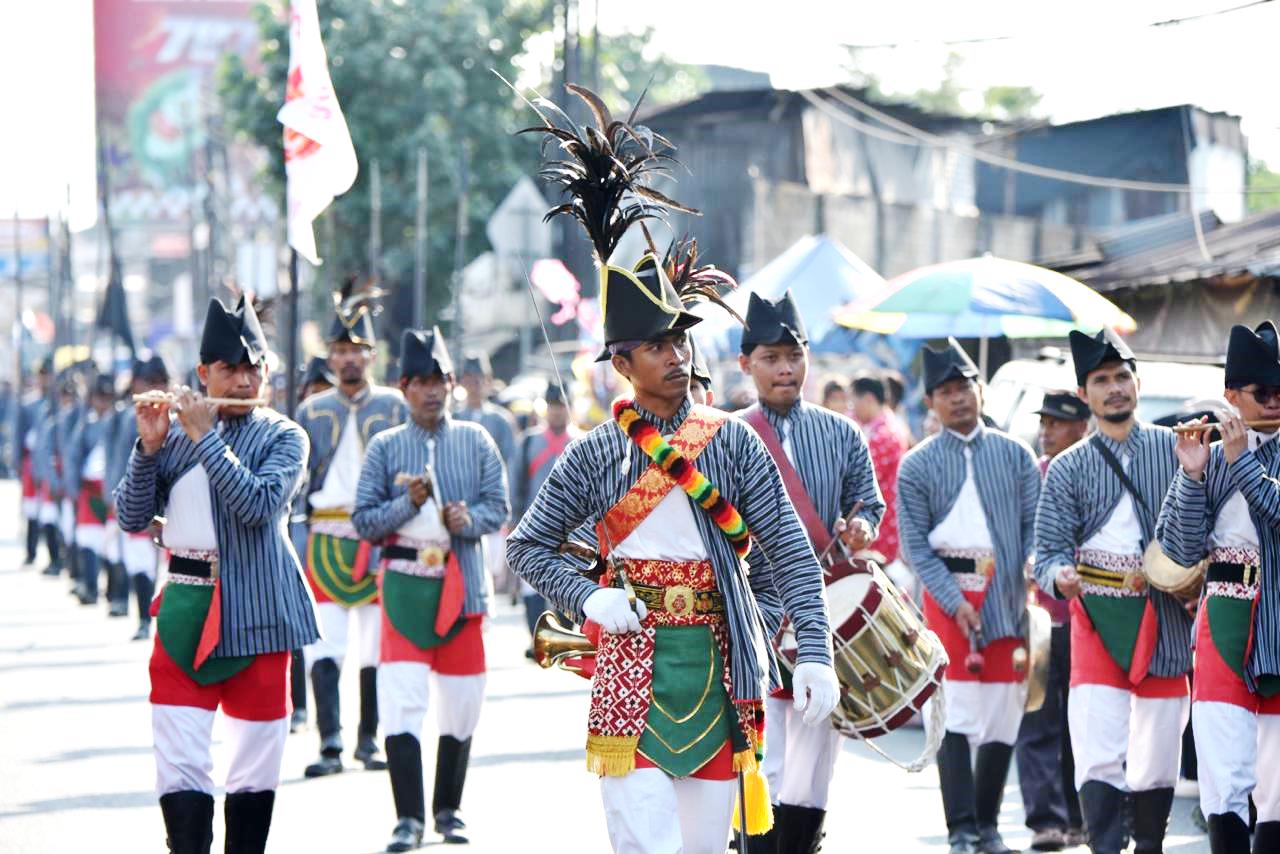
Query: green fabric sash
[[1207, 595, 1253, 684], [382, 571, 464, 650], [637, 625, 735, 778], [307, 532, 377, 607], [1080, 593, 1147, 673], [157, 584, 253, 686]]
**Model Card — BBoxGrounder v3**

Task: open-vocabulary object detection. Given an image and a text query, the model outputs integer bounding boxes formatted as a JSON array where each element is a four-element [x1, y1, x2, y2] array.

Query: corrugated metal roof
[[1056, 208, 1280, 291]]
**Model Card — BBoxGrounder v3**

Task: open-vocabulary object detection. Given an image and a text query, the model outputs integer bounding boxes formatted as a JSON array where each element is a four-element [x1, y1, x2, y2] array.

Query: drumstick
[[132, 391, 269, 408], [1172, 419, 1280, 434], [816, 500, 865, 564]]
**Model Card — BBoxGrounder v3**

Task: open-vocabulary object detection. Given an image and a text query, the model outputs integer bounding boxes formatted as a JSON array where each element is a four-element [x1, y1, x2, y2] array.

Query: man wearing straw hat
[[1035, 328, 1192, 854], [898, 341, 1039, 854], [1158, 320, 1280, 853]]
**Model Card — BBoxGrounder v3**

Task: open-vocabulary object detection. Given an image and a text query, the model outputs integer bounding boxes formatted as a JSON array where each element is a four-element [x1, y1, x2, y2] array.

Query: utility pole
[[369, 158, 382, 281], [413, 147, 428, 328], [451, 145, 469, 342]]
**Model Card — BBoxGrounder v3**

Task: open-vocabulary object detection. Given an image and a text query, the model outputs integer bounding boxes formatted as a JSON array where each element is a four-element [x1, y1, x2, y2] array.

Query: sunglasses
[[1244, 386, 1280, 406]]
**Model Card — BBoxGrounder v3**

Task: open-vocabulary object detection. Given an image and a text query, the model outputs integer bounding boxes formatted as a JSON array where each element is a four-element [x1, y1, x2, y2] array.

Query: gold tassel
[[585, 735, 639, 777], [731, 751, 774, 835]]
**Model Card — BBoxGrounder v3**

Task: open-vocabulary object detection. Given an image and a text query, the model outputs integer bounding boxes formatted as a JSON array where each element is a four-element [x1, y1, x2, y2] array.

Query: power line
[[801, 87, 1273, 196], [843, 0, 1274, 49]]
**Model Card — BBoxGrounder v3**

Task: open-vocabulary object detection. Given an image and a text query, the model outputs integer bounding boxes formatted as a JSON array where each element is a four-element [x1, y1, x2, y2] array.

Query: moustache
[[664, 369, 690, 382]]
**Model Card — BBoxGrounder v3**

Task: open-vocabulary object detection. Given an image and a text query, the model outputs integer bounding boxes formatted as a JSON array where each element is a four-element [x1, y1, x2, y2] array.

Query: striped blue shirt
[[352, 415, 510, 616], [114, 408, 320, 657], [898, 426, 1040, 641], [506, 398, 834, 703], [1035, 421, 1192, 677], [1157, 439, 1280, 689]]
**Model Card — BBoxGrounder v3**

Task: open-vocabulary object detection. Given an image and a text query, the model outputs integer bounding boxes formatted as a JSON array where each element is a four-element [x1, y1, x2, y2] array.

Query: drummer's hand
[[1174, 416, 1211, 480], [792, 662, 840, 725], [136, 398, 171, 455], [174, 387, 216, 443], [1055, 565, 1082, 599], [1218, 409, 1249, 464], [836, 517, 873, 552], [952, 601, 982, 637], [406, 476, 431, 507], [583, 588, 647, 634]]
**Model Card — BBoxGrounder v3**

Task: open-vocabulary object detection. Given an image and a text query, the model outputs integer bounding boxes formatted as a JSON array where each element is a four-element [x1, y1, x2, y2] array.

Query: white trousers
[[1068, 684, 1188, 792], [762, 695, 841, 809], [377, 662, 485, 740], [76, 522, 104, 554], [123, 535, 158, 580], [931, 680, 1025, 747], [600, 767, 737, 854], [304, 602, 381, 668], [1193, 700, 1280, 823], [59, 499, 74, 543], [102, 521, 121, 563], [38, 498, 58, 525], [152, 704, 289, 796]]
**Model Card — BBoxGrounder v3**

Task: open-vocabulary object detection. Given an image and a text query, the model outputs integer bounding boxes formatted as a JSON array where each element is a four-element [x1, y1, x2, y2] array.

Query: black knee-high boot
[[937, 731, 979, 851], [25, 519, 39, 564], [354, 666, 386, 769], [42, 524, 61, 574], [1207, 812, 1251, 854], [132, 574, 155, 640], [289, 650, 307, 730], [973, 742, 1016, 854], [1130, 787, 1174, 854], [774, 803, 826, 853], [385, 733, 425, 852], [432, 735, 472, 843], [1078, 781, 1127, 854], [108, 562, 129, 616], [159, 790, 214, 854], [1254, 821, 1280, 854], [304, 658, 343, 777], [78, 547, 98, 604], [223, 790, 275, 854]]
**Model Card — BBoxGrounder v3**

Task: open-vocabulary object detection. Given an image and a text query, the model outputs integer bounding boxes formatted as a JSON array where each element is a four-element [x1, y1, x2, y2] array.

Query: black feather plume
[[660, 233, 743, 325]]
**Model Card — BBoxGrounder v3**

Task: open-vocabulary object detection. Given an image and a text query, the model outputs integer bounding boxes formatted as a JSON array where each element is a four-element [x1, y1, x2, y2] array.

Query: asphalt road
[[0, 481, 1210, 852]]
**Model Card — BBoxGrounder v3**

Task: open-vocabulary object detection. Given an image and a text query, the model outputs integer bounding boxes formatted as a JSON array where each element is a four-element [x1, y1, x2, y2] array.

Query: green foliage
[[1248, 159, 1280, 214], [982, 85, 1042, 121], [555, 28, 705, 114], [843, 47, 1042, 121]]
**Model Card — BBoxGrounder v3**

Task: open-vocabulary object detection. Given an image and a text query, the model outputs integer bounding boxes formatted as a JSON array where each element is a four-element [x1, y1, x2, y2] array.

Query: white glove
[[583, 588, 648, 634], [792, 661, 840, 725]]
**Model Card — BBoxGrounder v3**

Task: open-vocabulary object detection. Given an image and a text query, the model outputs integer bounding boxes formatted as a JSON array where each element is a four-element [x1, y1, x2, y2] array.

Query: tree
[[982, 85, 1042, 121], [1248, 159, 1280, 214]]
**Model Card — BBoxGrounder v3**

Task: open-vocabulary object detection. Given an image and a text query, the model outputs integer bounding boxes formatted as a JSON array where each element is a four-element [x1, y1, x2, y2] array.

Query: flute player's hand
[[136, 395, 171, 456]]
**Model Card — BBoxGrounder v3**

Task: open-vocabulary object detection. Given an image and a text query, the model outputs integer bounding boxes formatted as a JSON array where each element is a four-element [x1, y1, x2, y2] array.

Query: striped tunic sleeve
[[1229, 448, 1280, 527], [195, 425, 307, 527], [896, 447, 965, 615], [1033, 454, 1081, 593], [1156, 467, 1213, 567], [351, 433, 419, 542], [115, 441, 163, 533], [455, 429, 509, 539]]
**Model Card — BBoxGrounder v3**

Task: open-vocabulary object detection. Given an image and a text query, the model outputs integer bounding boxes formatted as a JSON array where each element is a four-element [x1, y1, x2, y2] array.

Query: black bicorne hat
[[922, 341, 980, 395], [690, 338, 712, 390], [399, 327, 453, 380], [200, 297, 267, 367], [1035, 391, 1089, 422], [300, 356, 336, 390], [595, 253, 702, 362], [460, 351, 492, 378], [741, 290, 808, 352], [1226, 321, 1280, 388], [327, 275, 381, 346], [1068, 327, 1134, 388]]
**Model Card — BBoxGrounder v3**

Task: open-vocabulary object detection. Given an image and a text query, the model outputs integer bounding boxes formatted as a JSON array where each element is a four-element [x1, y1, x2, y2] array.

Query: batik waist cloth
[[1202, 553, 1264, 688], [1076, 549, 1153, 679], [307, 509, 376, 607], [587, 558, 762, 784], [380, 533, 464, 649], [937, 548, 995, 592], [156, 548, 252, 686], [382, 533, 450, 579]]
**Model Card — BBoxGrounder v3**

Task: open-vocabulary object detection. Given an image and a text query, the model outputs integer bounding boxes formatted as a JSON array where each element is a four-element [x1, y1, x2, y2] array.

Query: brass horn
[[532, 611, 596, 674]]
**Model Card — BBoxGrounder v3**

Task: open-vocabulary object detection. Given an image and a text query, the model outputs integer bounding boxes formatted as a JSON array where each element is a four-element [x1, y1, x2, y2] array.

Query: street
[[0, 482, 1209, 853]]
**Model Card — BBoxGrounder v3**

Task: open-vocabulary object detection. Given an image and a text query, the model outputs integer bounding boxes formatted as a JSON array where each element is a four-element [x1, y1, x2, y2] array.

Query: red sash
[[528, 430, 571, 480]]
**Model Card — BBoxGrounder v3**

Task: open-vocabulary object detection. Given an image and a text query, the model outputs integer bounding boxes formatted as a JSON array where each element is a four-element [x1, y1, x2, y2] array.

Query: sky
[[2, 0, 1277, 230]]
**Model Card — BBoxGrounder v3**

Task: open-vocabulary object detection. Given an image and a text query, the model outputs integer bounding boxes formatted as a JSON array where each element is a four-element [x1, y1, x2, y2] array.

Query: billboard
[[93, 0, 276, 230]]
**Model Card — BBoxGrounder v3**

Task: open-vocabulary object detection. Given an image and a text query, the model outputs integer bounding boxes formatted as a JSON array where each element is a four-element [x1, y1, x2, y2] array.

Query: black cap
[[741, 290, 808, 353], [460, 351, 492, 378], [300, 356, 336, 389], [922, 341, 980, 395], [132, 352, 170, 384], [1068, 328, 1134, 388], [399, 327, 453, 380], [1035, 391, 1089, 422], [1226, 321, 1280, 388], [596, 253, 702, 361], [199, 297, 267, 367]]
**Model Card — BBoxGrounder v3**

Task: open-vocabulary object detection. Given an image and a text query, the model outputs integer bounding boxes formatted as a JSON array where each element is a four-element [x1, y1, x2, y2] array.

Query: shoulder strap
[[1090, 433, 1152, 522], [743, 407, 833, 556]]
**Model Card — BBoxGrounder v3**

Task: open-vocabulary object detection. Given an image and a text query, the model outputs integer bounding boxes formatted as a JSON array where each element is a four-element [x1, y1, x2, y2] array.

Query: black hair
[[852, 374, 886, 404], [821, 380, 846, 402], [882, 370, 905, 406]]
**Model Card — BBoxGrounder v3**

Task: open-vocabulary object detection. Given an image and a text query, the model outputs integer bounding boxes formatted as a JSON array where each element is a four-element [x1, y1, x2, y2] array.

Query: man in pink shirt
[[852, 373, 902, 564]]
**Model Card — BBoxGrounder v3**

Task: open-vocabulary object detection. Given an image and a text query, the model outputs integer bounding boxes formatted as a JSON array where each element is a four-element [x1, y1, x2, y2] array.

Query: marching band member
[[1035, 329, 1192, 854], [296, 285, 406, 777], [115, 296, 318, 854], [66, 374, 117, 606], [1158, 321, 1280, 853], [897, 342, 1040, 854], [352, 327, 509, 851], [18, 358, 52, 567], [32, 365, 66, 576], [738, 290, 885, 853], [54, 372, 86, 589]]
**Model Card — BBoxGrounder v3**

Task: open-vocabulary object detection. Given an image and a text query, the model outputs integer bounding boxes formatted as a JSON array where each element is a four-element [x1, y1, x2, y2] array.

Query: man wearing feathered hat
[[897, 341, 1040, 854], [1158, 321, 1280, 853], [506, 82, 839, 854], [736, 289, 885, 852], [115, 296, 318, 853], [295, 275, 407, 778], [352, 327, 510, 850], [105, 352, 171, 640], [1035, 328, 1192, 854]]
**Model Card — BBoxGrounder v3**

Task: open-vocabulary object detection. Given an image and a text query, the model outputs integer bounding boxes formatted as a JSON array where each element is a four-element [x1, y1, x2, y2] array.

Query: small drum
[[1142, 540, 1207, 601], [779, 560, 948, 739]]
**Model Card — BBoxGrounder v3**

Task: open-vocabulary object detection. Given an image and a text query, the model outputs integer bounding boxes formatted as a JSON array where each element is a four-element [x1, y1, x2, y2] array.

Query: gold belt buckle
[[209, 556, 220, 581], [1122, 570, 1145, 593], [663, 585, 696, 617], [417, 546, 445, 568], [1244, 564, 1258, 587]]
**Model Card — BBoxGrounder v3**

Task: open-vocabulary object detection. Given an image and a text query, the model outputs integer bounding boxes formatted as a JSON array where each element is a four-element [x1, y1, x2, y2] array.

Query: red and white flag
[[277, 0, 357, 265]]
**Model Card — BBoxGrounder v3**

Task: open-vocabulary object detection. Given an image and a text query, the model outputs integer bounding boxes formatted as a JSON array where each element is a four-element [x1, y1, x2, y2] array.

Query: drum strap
[[1090, 436, 1153, 540], [742, 408, 833, 556]]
